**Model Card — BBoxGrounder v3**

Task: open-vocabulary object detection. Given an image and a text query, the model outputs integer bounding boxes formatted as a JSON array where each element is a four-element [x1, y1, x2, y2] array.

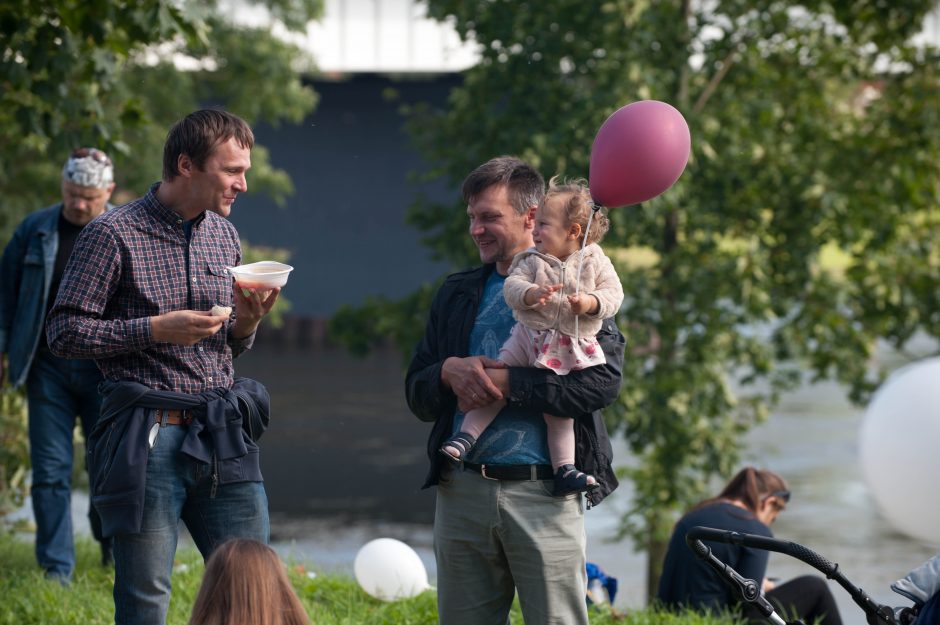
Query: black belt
[[462, 462, 554, 481]]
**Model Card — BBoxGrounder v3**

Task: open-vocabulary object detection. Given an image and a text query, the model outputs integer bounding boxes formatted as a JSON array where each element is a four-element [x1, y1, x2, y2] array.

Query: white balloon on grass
[[859, 357, 940, 545], [353, 538, 431, 601]]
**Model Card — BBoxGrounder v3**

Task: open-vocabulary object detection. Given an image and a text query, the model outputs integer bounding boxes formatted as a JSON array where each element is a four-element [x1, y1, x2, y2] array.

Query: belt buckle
[[479, 464, 499, 481]]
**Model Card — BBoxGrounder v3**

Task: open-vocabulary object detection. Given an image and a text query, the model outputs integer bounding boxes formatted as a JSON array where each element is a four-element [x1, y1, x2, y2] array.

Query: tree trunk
[[646, 528, 668, 602]]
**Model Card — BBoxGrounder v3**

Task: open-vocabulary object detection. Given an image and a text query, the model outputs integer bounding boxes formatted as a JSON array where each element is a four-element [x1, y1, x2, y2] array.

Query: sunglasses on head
[[70, 147, 112, 166], [767, 490, 791, 503]]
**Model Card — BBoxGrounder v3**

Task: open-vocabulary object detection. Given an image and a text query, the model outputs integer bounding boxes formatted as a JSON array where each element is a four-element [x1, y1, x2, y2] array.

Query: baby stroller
[[685, 526, 940, 625]]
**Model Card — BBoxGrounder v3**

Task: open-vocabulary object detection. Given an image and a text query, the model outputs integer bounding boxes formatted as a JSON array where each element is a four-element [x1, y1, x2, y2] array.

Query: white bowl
[[226, 261, 294, 289]]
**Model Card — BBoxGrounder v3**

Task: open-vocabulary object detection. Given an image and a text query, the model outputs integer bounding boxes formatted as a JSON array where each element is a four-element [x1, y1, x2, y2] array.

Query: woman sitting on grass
[[188, 538, 311, 625], [657, 466, 843, 625]]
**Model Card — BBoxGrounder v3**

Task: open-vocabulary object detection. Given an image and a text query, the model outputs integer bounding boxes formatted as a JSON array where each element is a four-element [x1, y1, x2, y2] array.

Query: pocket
[[18, 252, 44, 297], [22, 251, 43, 266], [90, 489, 145, 537], [536, 479, 560, 498], [206, 261, 233, 301], [219, 448, 262, 482], [438, 462, 455, 486]]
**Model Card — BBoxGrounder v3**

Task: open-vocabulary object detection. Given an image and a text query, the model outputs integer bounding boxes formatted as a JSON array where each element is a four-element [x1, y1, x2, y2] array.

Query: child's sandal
[[439, 432, 477, 461], [553, 464, 599, 496]]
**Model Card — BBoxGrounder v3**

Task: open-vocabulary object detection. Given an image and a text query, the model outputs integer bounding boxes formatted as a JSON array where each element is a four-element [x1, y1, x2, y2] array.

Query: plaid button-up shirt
[[47, 184, 253, 393]]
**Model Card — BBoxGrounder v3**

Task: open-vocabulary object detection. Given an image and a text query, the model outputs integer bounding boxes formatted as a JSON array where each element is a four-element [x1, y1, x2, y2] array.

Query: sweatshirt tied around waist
[[86, 377, 270, 537]]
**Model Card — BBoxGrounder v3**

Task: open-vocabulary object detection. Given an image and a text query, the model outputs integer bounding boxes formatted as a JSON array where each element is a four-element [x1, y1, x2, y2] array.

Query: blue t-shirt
[[452, 271, 550, 465]]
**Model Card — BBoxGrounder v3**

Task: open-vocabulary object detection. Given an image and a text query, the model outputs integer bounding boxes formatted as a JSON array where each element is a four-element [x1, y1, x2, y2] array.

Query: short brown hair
[[188, 539, 311, 625], [163, 109, 254, 180], [461, 156, 545, 215]]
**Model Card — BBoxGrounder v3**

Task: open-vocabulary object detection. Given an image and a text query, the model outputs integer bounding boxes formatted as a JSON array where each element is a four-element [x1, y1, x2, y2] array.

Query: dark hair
[[543, 176, 610, 245], [188, 539, 311, 625], [694, 466, 789, 515], [460, 156, 545, 215], [163, 109, 254, 180]]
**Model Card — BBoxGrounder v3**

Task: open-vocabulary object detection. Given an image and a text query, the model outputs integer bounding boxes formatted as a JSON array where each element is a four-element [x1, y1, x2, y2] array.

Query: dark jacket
[[657, 502, 772, 612], [405, 263, 625, 507], [87, 377, 270, 537]]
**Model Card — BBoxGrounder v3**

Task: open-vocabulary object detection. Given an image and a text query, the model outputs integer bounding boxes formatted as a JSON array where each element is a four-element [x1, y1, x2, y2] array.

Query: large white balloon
[[353, 538, 431, 601], [859, 357, 940, 544]]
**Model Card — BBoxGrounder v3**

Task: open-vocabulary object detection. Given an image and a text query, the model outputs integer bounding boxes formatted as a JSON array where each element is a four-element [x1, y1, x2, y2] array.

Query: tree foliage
[[0, 390, 28, 517], [0, 0, 322, 243], [339, 0, 940, 596]]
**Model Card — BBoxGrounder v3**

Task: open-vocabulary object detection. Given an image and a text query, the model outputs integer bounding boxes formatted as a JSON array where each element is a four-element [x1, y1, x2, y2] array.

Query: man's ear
[[177, 154, 193, 178], [524, 205, 537, 229]]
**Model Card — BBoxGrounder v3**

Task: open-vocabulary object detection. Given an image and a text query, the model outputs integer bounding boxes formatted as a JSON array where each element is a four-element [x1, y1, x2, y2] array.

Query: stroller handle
[[685, 526, 902, 625], [686, 526, 838, 574]]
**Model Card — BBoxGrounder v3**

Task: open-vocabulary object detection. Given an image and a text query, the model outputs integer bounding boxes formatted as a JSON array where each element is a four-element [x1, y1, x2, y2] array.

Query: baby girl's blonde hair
[[543, 176, 610, 245]]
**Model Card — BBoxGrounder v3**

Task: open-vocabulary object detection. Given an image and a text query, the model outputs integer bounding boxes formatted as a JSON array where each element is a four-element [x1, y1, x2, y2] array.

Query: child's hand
[[524, 284, 563, 307], [567, 293, 599, 315]]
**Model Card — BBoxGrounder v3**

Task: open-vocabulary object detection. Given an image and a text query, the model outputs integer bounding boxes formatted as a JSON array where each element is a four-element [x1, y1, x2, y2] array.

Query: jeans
[[113, 424, 269, 625], [26, 347, 107, 580]]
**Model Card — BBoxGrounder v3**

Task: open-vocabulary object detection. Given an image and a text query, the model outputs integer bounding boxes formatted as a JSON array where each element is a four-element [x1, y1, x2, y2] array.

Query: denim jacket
[[0, 204, 61, 388], [87, 377, 271, 537]]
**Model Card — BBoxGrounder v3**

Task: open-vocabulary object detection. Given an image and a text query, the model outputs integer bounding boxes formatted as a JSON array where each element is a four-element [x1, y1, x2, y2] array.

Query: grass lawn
[[0, 533, 734, 625]]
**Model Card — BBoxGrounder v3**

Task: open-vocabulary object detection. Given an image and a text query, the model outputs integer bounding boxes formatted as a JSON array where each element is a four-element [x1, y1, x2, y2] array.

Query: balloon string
[[573, 203, 600, 341]]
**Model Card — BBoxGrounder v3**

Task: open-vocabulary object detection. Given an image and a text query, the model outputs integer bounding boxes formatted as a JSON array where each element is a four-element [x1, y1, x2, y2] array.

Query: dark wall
[[230, 73, 460, 317], [227, 76, 462, 525]]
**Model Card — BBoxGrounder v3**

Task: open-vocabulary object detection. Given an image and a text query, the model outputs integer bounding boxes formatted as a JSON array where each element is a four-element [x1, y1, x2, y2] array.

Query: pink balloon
[[589, 100, 691, 207]]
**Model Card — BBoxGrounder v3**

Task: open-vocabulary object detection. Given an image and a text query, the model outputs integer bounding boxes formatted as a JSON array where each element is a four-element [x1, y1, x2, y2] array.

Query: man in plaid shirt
[[47, 109, 280, 625]]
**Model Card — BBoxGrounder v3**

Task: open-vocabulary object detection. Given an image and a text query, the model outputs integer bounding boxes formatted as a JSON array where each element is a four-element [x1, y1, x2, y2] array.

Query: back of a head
[[188, 539, 311, 625], [713, 466, 788, 514], [461, 155, 545, 215], [163, 109, 254, 181]]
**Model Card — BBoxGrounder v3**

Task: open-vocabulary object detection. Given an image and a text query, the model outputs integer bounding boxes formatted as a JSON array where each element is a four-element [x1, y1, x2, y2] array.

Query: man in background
[[0, 148, 116, 581]]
